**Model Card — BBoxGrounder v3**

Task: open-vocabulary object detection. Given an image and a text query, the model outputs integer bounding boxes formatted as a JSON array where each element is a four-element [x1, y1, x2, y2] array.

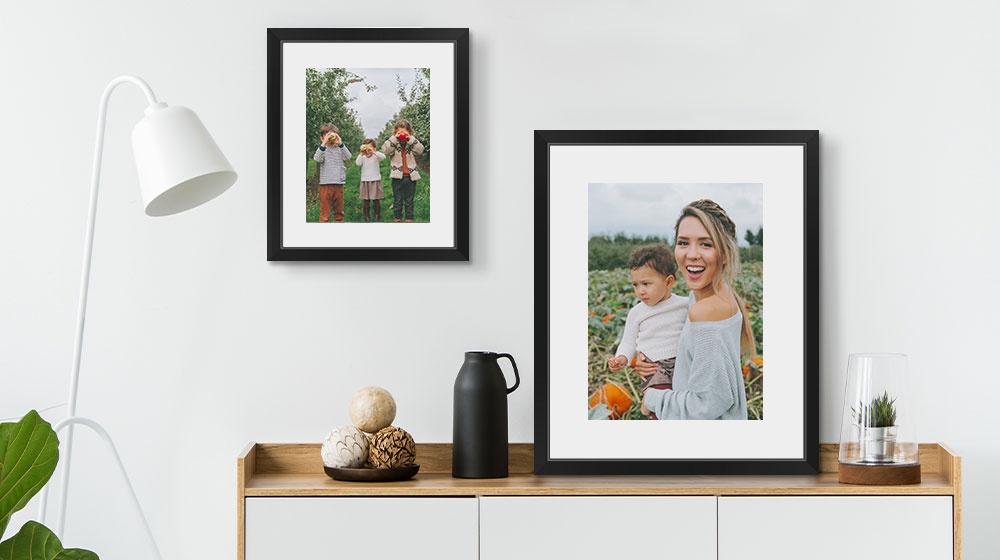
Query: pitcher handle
[[497, 353, 520, 394]]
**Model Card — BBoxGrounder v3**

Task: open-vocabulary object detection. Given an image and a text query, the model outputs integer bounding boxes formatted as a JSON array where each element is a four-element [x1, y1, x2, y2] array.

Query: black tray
[[323, 463, 420, 482]]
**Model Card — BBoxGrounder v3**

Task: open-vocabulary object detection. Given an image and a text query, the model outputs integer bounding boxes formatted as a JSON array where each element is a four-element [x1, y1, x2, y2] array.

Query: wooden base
[[838, 461, 922, 485]]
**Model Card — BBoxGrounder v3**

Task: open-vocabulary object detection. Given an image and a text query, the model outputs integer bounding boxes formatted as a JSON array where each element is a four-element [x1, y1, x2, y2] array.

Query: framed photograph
[[267, 28, 469, 261], [534, 130, 819, 475]]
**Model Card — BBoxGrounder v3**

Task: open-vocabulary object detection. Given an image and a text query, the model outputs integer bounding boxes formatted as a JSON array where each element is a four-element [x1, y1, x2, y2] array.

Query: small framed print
[[534, 130, 819, 475], [267, 28, 469, 261]]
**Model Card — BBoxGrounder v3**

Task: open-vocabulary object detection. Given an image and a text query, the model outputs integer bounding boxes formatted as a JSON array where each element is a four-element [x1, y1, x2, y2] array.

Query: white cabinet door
[[245, 497, 478, 560], [718, 496, 953, 560], [480, 496, 717, 560]]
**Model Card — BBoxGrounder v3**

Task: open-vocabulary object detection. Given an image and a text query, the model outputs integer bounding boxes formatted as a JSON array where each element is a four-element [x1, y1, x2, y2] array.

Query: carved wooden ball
[[320, 425, 370, 468], [349, 386, 397, 433], [368, 426, 416, 468]]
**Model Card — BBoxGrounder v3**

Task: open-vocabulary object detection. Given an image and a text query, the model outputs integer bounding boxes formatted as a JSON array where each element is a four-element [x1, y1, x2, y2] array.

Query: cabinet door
[[718, 496, 953, 560], [245, 497, 478, 560], [480, 496, 717, 560]]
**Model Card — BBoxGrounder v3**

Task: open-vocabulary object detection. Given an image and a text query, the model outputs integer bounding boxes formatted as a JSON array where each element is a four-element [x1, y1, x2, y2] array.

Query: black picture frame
[[267, 28, 470, 261], [534, 130, 819, 475]]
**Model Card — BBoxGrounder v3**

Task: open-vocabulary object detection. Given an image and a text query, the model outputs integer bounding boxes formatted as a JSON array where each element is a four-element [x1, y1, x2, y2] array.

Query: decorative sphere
[[368, 426, 416, 468], [349, 386, 397, 433], [320, 426, 370, 468]]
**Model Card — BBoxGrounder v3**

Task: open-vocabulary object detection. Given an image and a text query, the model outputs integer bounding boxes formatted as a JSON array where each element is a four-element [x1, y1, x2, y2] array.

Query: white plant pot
[[858, 426, 898, 463]]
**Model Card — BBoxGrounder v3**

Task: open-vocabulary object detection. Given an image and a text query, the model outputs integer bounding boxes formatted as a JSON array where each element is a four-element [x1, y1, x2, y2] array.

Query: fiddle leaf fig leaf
[[0, 521, 98, 560], [0, 411, 59, 539]]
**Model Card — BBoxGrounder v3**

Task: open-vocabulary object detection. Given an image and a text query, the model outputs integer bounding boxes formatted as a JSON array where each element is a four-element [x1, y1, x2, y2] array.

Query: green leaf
[[0, 411, 59, 538], [0, 521, 98, 560]]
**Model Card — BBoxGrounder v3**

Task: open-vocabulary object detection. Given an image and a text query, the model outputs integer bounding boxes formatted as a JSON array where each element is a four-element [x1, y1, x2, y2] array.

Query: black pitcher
[[452, 351, 520, 478]]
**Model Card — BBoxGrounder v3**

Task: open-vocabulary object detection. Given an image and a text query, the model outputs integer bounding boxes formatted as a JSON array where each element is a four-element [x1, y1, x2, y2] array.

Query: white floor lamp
[[37, 75, 237, 559]]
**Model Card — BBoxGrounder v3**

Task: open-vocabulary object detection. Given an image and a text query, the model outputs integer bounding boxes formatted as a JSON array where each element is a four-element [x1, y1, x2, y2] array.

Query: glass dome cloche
[[838, 353, 920, 484]]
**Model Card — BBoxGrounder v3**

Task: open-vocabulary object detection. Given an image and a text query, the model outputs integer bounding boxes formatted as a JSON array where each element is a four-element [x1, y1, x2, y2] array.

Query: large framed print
[[534, 130, 819, 475], [267, 28, 469, 261]]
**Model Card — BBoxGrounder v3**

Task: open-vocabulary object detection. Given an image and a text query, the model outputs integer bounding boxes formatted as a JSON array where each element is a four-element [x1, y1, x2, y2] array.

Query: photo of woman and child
[[305, 67, 430, 224], [588, 184, 764, 421]]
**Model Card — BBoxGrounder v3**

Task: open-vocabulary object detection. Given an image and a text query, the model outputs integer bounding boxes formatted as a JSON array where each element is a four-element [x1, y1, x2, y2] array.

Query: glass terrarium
[[838, 353, 919, 467]]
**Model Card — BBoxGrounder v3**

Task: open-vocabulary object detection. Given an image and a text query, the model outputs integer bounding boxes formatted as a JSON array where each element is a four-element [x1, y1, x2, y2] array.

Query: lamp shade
[[131, 102, 237, 216]]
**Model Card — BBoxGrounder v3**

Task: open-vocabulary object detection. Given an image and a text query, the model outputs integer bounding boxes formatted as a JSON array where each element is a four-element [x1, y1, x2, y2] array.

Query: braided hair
[[674, 199, 757, 359]]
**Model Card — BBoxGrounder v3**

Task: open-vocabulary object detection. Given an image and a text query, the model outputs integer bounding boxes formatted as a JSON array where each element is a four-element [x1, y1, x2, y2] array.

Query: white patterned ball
[[321, 426, 370, 468], [348, 386, 397, 433]]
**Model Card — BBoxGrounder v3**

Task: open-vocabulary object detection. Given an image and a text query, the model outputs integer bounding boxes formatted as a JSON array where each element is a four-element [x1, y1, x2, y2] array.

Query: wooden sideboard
[[237, 442, 961, 559]]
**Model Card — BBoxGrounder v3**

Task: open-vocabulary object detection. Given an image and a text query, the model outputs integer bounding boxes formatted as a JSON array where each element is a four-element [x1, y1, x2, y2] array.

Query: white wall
[[1, 0, 997, 558]]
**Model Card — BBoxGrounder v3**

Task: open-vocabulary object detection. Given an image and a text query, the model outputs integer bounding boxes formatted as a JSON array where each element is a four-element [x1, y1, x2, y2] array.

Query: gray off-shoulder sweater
[[643, 311, 748, 420]]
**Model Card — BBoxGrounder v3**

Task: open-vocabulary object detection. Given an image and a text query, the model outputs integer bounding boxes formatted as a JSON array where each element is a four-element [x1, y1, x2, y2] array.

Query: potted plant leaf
[[854, 391, 898, 463], [0, 410, 98, 559]]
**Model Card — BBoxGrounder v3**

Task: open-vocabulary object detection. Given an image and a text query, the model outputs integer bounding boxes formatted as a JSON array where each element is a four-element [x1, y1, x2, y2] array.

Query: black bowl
[[323, 463, 420, 482]]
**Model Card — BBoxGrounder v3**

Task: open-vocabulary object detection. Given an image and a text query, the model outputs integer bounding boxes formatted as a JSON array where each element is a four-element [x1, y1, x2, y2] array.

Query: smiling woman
[[640, 199, 755, 420]]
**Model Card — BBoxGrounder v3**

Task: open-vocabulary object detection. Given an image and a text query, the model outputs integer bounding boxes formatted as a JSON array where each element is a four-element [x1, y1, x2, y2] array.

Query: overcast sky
[[588, 183, 763, 245], [343, 68, 424, 138]]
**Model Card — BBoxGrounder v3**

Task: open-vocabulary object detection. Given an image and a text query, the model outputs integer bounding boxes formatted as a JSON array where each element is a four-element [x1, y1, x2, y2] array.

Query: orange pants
[[319, 184, 344, 222]]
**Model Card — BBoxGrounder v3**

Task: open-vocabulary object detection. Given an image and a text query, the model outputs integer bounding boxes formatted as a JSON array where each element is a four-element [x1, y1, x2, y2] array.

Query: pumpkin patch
[[588, 253, 764, 420], [588, 382, 633, 419]]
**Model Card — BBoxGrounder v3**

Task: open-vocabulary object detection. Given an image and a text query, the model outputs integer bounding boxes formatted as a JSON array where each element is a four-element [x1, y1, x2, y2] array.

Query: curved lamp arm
[[70, 75, 159, 422], [59, 75, 162, 538]]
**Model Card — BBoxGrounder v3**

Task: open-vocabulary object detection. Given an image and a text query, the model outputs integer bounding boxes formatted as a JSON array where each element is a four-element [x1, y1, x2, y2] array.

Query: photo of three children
[[305, 67, 431, 224], [312, 119, 425, 223]]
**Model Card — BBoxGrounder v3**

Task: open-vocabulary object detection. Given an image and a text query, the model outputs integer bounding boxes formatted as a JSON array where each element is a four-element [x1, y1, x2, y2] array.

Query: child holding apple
[[380, 119, 425, 222], [355, 138, 386, 222], [313, 123, 352, 223]]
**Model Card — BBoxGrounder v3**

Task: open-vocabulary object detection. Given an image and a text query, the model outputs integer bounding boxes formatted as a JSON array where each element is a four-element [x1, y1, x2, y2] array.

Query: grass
[[306, 157, 431, 223]]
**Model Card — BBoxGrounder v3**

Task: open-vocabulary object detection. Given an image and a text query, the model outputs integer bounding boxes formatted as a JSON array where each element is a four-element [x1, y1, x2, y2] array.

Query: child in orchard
[[355, 138, 386, 222], [313, 124, 352, 223], [381, 119, 424, 223], [608, 244, 689, 405]]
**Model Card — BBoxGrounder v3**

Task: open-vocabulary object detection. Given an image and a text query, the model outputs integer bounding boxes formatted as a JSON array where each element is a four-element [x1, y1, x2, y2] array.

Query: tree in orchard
[[305, 68, 370, 185], [378, 68, 431, 170]]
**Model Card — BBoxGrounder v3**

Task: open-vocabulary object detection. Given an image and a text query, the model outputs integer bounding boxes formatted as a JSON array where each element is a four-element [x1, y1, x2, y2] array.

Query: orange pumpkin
[[589, 382, 633, 419]]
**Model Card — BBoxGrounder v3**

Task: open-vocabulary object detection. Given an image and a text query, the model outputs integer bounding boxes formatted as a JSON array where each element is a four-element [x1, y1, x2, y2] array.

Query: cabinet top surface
[[238, 442, 960, 498], [243, 472, 956, 497]]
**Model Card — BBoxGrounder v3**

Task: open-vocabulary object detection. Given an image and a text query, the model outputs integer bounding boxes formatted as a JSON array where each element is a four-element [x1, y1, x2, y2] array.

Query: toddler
[[356, 138, 386, 222], [608, 244, 689, 397]]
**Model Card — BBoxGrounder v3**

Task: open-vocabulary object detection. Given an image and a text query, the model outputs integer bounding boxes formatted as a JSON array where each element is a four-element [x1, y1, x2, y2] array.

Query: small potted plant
[[854, 391, 898, 463]]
